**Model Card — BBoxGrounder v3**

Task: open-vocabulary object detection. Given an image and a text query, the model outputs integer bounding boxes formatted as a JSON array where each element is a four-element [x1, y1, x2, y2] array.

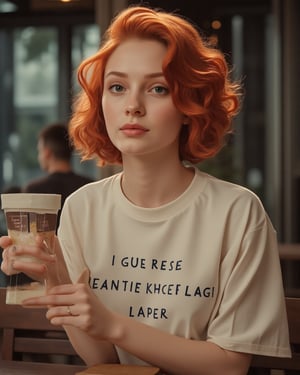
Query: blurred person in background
[[23, 122, 94, 227]]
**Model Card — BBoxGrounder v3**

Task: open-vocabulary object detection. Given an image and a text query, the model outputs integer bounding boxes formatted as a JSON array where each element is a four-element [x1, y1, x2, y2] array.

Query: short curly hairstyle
[[69, 5, 241, 166]]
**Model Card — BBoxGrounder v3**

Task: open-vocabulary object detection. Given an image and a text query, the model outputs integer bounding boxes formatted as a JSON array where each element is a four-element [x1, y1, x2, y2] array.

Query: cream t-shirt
[[58, 168, 291, 365]]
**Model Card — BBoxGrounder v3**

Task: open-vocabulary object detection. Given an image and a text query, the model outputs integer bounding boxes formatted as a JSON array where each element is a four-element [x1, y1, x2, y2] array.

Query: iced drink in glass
[[1, 193, 61, 304]]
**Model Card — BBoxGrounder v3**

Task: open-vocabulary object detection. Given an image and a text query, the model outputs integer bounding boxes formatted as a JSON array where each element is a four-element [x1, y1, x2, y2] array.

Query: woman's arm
[[64, 326, 119, 365], [110, 312, 251, 375], [23, 279, 251, 375]]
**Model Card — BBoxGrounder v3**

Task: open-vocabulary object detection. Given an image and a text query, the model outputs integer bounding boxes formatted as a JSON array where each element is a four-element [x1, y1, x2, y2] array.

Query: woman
[[0, 5, 290, 375]]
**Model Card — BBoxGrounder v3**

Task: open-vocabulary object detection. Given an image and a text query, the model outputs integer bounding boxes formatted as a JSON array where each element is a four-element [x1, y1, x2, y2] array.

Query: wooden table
[[0, 361, 162, 375], [77, 364, 161, 374], [0, 360, 86, 375]]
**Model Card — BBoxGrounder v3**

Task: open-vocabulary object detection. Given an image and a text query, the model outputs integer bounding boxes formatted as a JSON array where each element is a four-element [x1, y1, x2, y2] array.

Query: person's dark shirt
[[23, 171, 94, 228]]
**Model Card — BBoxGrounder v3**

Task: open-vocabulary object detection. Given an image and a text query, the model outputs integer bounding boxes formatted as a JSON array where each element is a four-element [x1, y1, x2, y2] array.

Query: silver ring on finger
[[67, 305, 74, 316]]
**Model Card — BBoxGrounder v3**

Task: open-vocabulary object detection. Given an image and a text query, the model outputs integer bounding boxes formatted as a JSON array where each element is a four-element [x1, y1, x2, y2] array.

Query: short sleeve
[[207, 216, 291, 357]]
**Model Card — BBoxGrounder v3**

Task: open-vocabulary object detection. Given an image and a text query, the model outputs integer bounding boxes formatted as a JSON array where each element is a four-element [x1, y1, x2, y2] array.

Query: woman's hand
[[0, 235, 70, 288], [22, 268, 119, 342], [0, 235, 55, 279], [0, 236, 15, 274]]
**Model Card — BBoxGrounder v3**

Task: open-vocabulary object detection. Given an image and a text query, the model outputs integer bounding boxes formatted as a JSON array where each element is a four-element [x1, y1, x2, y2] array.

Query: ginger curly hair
[[69, 6, 241, 166]]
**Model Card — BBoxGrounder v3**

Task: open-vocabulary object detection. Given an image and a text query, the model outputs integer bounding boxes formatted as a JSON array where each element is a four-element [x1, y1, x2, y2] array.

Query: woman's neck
[[121, 158, 195, 208]]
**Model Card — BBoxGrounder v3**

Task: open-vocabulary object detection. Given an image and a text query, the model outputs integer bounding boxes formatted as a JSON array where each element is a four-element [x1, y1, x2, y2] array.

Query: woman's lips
[[120, 124, 149, 136]]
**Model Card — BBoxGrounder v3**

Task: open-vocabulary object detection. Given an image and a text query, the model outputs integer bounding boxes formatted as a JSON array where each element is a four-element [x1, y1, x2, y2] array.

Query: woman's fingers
[[46, 304, 80, 321], [13, 259, 47, 275], [11, 243, 56, 262], [0, 235, 13, 248], [23, 283, 92, 325], [1, 245, 18, 275], [2, 241, 54, 261], [1, 239, 56, 276], [22, 283, 79, 306], [0, 237, 14, 274]]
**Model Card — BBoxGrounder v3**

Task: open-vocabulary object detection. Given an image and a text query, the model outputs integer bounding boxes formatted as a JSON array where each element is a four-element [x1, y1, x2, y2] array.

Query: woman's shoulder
[[197, 169, 260, 200], [196, 169, 266, 217], [65, 172, 121, 204], [195, 169, 270, 232]]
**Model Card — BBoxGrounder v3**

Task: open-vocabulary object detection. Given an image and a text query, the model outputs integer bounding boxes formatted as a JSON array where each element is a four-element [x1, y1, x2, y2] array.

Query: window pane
[[72, 24, 100, 93], [71, 24, 100, 177], [13, 27, 58, 184]]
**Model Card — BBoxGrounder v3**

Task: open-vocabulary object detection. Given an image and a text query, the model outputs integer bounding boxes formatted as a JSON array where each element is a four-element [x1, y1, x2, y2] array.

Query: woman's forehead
[[105, 38, 167, 73]]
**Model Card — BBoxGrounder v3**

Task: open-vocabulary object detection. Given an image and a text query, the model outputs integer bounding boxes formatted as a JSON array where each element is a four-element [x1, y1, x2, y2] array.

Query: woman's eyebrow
[[104, 71, 127, 78], [104, 71, 164, 79], [145, 72, 164, 78]]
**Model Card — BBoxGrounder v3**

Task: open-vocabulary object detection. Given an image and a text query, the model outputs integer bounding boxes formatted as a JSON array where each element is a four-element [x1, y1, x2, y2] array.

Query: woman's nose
[[125, 99, 145, 116]]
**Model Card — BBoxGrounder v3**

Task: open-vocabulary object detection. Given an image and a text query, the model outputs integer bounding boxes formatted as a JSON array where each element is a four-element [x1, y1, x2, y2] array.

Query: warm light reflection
[[211, 20, 222, 30], [208, 34, 218, 47]]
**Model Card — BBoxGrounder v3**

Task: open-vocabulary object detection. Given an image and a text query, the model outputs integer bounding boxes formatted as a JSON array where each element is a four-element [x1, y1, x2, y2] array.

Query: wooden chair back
[[250, 296, 300, 373], [0, 287, 84, 365]]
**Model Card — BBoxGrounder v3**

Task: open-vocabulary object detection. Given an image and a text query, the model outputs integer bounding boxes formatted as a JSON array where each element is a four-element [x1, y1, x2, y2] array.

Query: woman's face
[[102, 38, 185, 162]]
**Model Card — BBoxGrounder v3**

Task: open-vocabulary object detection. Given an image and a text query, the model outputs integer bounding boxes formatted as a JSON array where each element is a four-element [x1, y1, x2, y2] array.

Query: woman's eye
[[109, 84, 124, 93], [152, 86, 169, 95]]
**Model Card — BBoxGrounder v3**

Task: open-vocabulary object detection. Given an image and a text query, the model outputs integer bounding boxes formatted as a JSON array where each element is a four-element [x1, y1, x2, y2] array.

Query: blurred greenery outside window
[[2, 24, 100, 192], [13, 27, 59, 184]]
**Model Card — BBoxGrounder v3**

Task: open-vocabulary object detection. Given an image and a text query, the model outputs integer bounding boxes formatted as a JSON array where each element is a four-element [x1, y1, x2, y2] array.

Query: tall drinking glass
[[1, 193, 61, 304]]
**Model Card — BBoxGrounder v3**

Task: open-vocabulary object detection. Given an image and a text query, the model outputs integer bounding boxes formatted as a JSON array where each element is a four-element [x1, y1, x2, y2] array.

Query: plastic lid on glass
[[1, 193, 61, 211]]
